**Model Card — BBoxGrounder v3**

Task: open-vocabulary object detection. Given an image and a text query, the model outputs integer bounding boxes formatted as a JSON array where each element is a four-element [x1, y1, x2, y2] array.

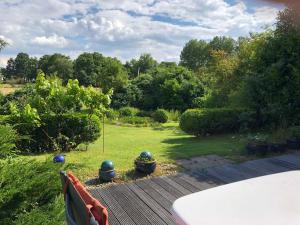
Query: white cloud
[[31, 34, 69, 48], [0, 0, 283, 67]]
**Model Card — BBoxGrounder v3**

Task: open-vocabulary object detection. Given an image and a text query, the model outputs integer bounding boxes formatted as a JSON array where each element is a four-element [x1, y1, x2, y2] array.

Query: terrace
[[88, 153, 300, 225]]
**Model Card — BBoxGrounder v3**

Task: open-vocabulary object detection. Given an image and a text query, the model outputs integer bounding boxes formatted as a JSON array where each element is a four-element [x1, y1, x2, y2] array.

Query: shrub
[[0, 158, 65, 224], [118, 116, 153, 126], [10, 113, 101, 153], [136, 110, 153, 117], [0, 125, 20, 158], [152, 109, 168, 123], [118, 107, 139, 117], [166, 109, 181, 121], [105, 108, 119, 120], [180, 108, 245, 136]]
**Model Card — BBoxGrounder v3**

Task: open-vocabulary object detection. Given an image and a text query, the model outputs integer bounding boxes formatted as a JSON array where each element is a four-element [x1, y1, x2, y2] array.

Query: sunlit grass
[[28, 122, 248, 179]]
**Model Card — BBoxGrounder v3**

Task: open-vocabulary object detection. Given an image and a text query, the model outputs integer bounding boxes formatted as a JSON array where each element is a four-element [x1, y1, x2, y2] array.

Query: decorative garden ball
[[140, 151, 152, 160], [53, 154, 65, 163], [99, 160, 116, 182]]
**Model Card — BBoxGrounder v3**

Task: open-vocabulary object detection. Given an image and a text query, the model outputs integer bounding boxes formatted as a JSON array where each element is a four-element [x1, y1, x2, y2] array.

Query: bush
[[152, 109, 168, 123], [0, 158, 65, 225], [118, 107, 139, 117], [10, 113, 101, 153], [0, 125, 20, 158], [118, 116, 153, 126], [180, 108, 245, 136], [105, 109, 119, 120], [166, 109, 181, 121], [136, 110, 153, 117]]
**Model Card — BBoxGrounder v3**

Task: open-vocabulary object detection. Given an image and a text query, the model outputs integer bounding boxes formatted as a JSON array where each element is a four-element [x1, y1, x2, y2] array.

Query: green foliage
[[0, 125, 19, 158], [119, 106, 139, 117], [0, 38, 8, 52], [73, 52, 128, 92], [105, 108, 119, 120], [0, 158, 65, 225], [125, 53, 158, 78], [38, 54, 74, 83], [118, 116, 153, 127], [180, 108, 245, 136], [288, 126, 300, 139], [10, 113, 101, 153], [152, 109, 168, 123]]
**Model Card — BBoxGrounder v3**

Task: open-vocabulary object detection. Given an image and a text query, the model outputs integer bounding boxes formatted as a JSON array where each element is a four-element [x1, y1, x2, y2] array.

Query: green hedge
[[180, 108, 245, 136], [9, 113, 101, 153], [152, 109, 168, 123], [118, 107, 139, 117]]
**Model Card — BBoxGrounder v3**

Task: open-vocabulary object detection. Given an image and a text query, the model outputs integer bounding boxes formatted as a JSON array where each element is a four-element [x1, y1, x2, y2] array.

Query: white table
[[172, 171, 300, 225]]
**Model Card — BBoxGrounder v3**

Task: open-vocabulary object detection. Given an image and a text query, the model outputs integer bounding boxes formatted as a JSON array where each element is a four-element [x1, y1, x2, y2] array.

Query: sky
[[0, 0, 284, 67]]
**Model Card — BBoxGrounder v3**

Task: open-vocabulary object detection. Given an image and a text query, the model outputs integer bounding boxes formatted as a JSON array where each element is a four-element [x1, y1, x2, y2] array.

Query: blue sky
[[0, 0, 284, 66]]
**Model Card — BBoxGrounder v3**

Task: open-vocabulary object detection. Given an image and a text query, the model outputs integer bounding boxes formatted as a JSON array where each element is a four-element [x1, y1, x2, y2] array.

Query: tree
[[208, 36, 236, 55], [0, 38, 8, 52], [125, 53, 158, 78], [38, 54, 73, 83], [74, 52, 128, 92], [3, 58, 16, 79], [180, 39, 209, 71]]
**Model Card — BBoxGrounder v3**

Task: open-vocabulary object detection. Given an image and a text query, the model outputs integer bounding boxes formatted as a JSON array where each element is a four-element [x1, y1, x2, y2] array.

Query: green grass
[[28, 122, 248, 179]]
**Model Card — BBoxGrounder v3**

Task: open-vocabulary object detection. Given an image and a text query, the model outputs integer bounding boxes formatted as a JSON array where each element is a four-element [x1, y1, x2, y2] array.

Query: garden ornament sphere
[[53, 154, 65, 163], [101, 160, 114, 171], [140, 151, 152, 160]]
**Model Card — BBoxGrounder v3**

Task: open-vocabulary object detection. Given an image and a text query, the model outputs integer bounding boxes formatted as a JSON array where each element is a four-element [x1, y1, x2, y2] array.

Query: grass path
[[29, 122, 248, 179]]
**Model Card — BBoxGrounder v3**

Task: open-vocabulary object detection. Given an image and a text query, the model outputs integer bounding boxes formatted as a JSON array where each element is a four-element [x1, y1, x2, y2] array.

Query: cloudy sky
[[0, 0, 284, 66]]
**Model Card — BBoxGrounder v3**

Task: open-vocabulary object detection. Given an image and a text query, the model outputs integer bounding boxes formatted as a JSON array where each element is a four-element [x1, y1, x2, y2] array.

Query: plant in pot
[[134, 151, 156, 174], [246, 134, 269, 156], [267, 129, 288, 153], [286, 126, 300, 149]]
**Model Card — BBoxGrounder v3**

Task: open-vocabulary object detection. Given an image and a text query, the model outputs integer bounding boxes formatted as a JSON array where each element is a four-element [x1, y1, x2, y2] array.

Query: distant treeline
[[1, 7, 300, 127]]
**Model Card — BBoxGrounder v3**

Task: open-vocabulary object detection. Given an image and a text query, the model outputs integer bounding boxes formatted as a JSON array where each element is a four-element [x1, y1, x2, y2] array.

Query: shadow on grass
[[161, 134, 247, 161]]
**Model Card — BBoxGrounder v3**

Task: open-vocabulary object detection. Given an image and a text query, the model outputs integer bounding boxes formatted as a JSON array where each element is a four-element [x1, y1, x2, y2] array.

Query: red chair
[[60, 171, 109, 225]]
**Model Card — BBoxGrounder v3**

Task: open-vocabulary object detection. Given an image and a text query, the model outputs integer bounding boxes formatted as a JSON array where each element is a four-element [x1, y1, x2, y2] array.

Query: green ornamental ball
[[140, 151, 152, 160], [101, 160, 114, 171]]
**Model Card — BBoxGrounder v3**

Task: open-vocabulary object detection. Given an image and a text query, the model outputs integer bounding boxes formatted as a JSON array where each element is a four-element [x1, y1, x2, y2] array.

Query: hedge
[[180, 108, 246, 136], [9, 113, 101, 153], [118, 107, 139, 117], [152, 109, 168, 123]]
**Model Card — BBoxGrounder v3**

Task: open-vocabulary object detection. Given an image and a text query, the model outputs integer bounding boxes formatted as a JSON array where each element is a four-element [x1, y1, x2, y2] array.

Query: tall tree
[[208, 36, 236, 55], [0, 38, 8, 52], [125, 53, 158, 78], [180, 39, 209, 71], [38, 54, 73, 83]]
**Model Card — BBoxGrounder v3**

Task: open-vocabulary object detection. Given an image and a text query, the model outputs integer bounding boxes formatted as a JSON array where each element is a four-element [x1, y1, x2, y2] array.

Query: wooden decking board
[[99, 188, 136, 225], [151, 177, 185, 199], [118, 184, 168, 225], [108, 184, 152, 225], [89, 189, 121, 225], [135, 179, 175, 212], [89, 154, 300, 225], [168, 174, 200, 192], [127, 183, 177, 225]]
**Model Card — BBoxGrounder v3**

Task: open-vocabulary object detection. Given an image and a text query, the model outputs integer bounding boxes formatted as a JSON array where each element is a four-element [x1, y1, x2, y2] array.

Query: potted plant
[[246, 134, 269, 156], [99, 160, 116, 182], [286, 126, 300, 149], [134, 151, 156, 174]]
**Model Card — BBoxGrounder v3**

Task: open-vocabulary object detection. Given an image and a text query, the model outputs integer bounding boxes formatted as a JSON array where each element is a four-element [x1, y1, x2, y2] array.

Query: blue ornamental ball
[[140, 151, 152, 160], [101, 160, 114, 171], [53, 154, 65, 163]]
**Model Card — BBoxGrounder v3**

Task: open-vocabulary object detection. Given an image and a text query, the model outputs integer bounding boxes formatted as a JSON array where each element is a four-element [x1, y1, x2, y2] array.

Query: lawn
[[28, 122, 248, 180]]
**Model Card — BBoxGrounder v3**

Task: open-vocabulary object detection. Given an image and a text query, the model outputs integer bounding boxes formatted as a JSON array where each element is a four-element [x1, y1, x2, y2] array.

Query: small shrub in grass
[[118, 107, 139, 117], [136, 110, 153, 117], [105, 108, 119, 120], [119, 116, 153, 126], [180, 108, 245, 136], [167, 109, 181, 122], [0, 124, 20, 158], [152, 109, 168, 123], [0, 158, 65, 224]]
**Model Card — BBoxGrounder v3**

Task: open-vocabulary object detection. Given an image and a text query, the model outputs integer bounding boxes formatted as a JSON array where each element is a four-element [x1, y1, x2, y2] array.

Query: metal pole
[[103, 115, 105, 153]]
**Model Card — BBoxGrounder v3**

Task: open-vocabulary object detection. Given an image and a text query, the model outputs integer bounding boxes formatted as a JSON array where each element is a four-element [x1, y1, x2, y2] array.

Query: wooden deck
[[89, 153, 300, 225]]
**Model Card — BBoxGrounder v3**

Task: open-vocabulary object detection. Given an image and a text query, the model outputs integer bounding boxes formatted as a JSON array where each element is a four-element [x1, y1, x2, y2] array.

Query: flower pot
[[99, 169, 116, 182], [268, 143, 287, 153], [286, 139, 300, 149], [246, 143, 269, 156], [134, 160, 156, 174]]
